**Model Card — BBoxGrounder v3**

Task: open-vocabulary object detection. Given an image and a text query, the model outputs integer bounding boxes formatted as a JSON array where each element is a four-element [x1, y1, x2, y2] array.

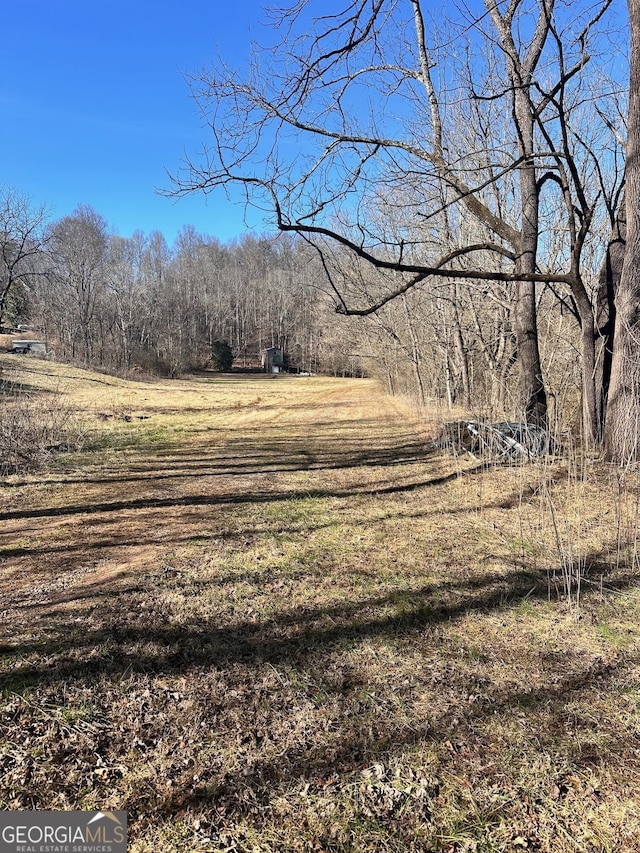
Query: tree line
[[0, 192, 363, 378], [170, 0, 639, 462], [3, 0, 639, 461], [0, 177, 622, 448]]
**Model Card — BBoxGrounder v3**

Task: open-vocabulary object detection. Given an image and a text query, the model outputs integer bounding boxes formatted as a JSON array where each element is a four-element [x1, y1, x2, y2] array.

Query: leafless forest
[[0, 184, 616, 440], [2, 0, 640, 461]]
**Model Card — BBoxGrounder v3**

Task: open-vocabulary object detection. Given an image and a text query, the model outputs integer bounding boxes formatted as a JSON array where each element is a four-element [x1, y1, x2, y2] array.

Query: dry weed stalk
[[0, 367, 85, 474], [442, 411, 640, 614]]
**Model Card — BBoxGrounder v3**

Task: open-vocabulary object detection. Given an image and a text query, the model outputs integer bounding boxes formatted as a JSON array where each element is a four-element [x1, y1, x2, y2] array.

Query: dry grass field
[[1, 354, 640, 852]]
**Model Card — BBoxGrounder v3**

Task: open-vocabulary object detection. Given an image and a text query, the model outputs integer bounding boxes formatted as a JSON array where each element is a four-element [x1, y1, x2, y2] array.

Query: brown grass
[[1, 354, 640, 852]]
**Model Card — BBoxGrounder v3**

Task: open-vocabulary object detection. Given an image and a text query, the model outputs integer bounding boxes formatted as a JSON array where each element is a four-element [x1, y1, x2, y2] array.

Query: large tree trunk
[[604, 0, 640, 462], [569, 281, 602, 447], [515, 280, 547, 425], [580, 318, 600, 446], [515, 141, 547, 426], [595, 201, 626, 442]]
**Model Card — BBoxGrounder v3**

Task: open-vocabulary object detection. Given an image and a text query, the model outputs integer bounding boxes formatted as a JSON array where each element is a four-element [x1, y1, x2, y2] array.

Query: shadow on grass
[[1, 378, 48, 397], [0, 483, 525, 563], [0, 432, 496, 523], [157, 648, 633, 820], [2, 523, 638, 830], [3, 389, 635, 831], [1, 548, 636, 692], [2, 556, 634, 825], [4, 424, 434, 489]]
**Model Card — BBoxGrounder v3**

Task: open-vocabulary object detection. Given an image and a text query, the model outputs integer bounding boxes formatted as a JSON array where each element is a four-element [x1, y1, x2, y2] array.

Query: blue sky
[[2, 1, 628, 247], [1, 0, 267, 244]]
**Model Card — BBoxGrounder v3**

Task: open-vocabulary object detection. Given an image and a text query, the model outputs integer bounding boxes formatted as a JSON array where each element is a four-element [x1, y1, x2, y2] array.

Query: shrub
[[0, 370, 85, 475]]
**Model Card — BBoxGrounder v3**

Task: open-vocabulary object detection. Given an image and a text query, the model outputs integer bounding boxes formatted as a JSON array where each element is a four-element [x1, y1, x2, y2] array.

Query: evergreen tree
[[210, 339, 233, 371]]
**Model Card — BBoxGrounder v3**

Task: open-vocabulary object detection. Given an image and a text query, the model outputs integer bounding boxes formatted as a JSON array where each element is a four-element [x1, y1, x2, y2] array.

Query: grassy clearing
[[1, 354, 640, 851]]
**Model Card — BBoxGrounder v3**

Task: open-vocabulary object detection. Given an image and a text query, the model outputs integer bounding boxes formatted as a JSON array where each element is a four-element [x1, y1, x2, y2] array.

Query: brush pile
[[436, 419, 553, 459]]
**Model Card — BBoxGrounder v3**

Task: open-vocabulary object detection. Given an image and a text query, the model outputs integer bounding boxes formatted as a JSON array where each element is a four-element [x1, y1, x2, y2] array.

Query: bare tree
[[172, 0, 618, 428], [104, 233, 148, 370], [47, 205, 108, 364], [0, 186, 48, 328], [604, 0, 640, 462]]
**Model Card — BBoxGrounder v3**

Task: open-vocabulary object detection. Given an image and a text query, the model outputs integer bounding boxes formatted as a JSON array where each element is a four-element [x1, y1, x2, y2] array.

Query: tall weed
[[0, 368, 85, 475]]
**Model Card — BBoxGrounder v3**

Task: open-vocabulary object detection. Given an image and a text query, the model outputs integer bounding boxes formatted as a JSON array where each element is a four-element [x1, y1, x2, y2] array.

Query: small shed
[[11, 339, 47, 356], [262, 346, 285, 373]]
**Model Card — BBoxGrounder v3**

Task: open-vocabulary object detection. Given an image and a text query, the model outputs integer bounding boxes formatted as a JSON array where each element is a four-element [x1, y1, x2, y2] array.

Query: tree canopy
[[173, 0, 628, 448]]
